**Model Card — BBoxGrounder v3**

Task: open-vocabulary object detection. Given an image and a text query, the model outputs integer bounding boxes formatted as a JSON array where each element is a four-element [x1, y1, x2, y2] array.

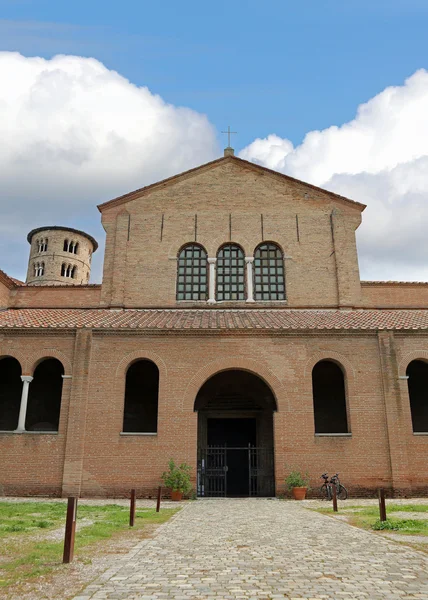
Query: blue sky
[[1, 0, 428, 282], [1, 0, 427, 150]]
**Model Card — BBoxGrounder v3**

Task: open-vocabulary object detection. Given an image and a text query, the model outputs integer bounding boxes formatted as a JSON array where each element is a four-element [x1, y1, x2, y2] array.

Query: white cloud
[[2, 53, 428, 283], [0, 51, 219, 280], [240, 70, 428, 281]]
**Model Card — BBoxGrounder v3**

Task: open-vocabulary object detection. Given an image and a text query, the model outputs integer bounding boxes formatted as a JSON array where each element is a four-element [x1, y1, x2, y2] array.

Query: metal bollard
[[63, 497, 78, 564], [130, 489, 136, 527], [332, 483, 338, 512], [378, 488, 387, 522], [156, 486, 162, 513]]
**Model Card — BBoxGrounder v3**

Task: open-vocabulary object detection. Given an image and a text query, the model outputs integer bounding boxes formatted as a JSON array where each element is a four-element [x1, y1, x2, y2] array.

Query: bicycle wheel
[[337, 484, 348, 500], [320, 484, 331, 500]]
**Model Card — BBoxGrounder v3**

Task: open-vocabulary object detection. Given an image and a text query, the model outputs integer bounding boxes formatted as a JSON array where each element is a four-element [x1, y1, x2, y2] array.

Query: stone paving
[[74, 498, 428, 600]]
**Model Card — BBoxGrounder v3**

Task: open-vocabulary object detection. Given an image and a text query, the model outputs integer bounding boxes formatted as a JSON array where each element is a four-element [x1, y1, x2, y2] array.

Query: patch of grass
[[0, 501, 178, 591], [313, 503, 428, 537]]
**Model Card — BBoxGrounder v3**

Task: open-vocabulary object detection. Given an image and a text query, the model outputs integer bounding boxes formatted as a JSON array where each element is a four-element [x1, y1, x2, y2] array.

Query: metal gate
[[197, 445, 275, 497]]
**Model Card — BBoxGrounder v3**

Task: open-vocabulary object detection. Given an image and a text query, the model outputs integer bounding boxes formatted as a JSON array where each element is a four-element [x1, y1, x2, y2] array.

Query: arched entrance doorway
[[194, 369, 276, 497]]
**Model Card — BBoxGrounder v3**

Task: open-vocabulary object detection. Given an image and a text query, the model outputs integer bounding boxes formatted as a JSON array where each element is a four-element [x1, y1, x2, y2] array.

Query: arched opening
[[123, 360, 159, 433], [312, 360, 348, 434], [407, 360, 428, 432], [194, 369, 276, 497], [216, 244, 246, 301], [253, 242, 286, 301], [0, 357, 22, 430], [176, 243, 208, 301], [26, 358, 64, 431]]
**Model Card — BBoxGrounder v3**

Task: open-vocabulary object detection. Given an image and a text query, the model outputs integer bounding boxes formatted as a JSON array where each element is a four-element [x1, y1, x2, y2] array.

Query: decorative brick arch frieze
[[115, 349, 167, 403], [182, 357, 286, 412], [168, 236, 252, 259], [398, 350, 428, 377], [114, 349, 167, 435], [28, 350, 72, 376], [115, 349, 167, 380], [304, 351, 356, 380], [304, 350, 356, 410], [0, 350, 27, 374], [206, 236, 251, 257]]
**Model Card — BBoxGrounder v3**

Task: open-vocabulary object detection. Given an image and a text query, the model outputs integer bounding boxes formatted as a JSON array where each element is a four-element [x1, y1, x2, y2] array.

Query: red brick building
[[1, 151, 427, 497]]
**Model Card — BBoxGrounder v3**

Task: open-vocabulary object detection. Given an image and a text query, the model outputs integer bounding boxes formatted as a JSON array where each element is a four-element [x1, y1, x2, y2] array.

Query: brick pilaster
[[330, 208, 362, 308], [377, 330, 411, 494], [62, 329, 93, 497], [110, 211, 130, 307]]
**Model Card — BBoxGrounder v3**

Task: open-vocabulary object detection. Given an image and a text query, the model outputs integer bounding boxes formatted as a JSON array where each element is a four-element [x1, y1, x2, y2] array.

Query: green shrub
[[372, 519, 399, 530], [161, 459, 192, 494], [285, 468, 310, 490]]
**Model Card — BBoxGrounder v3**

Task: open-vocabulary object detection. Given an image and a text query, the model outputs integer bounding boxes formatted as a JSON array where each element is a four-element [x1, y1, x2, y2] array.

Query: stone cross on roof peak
[[221, 125, 237, 156]]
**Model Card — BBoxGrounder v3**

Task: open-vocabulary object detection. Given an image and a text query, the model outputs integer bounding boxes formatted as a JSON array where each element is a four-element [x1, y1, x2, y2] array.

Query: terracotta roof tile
[[1, 308, 428, 331]]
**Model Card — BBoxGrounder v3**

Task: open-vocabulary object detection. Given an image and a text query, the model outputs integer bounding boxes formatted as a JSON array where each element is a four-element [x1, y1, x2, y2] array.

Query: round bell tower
[[26, 226, 98, 286]]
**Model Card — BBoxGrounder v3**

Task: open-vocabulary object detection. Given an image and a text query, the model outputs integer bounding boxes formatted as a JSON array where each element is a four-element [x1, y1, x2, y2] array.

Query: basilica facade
[[1, 149, 427, 497]]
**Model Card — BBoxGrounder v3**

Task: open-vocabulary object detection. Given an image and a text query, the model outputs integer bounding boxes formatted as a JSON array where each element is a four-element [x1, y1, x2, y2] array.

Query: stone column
[[207, 258, 216, 304], [15, 376, 33, 432], [245, 257, 255, 302]]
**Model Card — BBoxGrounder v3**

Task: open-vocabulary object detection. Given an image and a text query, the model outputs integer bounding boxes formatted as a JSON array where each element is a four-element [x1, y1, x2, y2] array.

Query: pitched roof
[[97, 155, 366, 213], [0, 269, 24, 289], [1, 308, 427, 331]]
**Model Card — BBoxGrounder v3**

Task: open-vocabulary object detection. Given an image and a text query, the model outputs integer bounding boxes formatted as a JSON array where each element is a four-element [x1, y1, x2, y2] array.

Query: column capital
[[207, 257, 217, 265], [245, 256, 254, 263], [20, 375, 33, 383]]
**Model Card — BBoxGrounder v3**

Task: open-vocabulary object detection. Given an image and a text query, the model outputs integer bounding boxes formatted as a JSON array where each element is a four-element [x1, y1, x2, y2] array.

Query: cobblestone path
[[75, 499, 428, 600]]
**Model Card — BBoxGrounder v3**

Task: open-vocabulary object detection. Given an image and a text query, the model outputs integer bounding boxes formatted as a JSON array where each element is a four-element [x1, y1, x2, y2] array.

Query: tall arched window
[[407, 360, 428, 432], [177, 244, 208, 301], [26, 358, 64, 431], [312, 360, 348, 434], [0, 356, 22, 431], [123, 360, 159, 433], [216, 244, 245, 301], [254, 243, 285, 301]]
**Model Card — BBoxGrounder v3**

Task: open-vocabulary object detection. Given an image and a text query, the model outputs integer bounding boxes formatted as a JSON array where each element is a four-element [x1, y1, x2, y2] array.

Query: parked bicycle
[[320, 472, 348, 500]]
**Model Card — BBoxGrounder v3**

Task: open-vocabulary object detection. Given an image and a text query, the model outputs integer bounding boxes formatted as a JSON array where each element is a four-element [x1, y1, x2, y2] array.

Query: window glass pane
[[254, 243, 286, 301], [216, 244, 245, 300], [176, 244, 208, 300]]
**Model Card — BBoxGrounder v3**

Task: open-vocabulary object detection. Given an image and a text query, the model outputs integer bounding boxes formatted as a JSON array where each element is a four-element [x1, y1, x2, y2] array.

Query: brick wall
[[361, 282, 428, 308], [0, 280, 10, 309], [1, 328, 426, 497], [100, 160, 363, 309], [10, 285, 101, 308]]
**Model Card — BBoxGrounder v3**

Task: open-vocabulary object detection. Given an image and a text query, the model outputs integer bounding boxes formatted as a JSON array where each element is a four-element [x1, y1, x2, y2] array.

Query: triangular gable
[[0, 269, 23, 289], [97, 155, 366, 213]]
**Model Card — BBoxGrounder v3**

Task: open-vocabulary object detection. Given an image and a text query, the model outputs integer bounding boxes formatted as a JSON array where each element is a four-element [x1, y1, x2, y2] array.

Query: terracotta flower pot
[[170, 490, 183, 501], [291, 486, 308, 500]]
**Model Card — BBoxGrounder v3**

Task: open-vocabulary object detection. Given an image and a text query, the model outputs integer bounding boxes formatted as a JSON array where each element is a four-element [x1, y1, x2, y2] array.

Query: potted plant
[[285, 468, 310, 500], [161, 459, 192, 501]]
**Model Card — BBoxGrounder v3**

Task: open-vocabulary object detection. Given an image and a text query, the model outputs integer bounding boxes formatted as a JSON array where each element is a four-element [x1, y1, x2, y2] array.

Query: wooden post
[[332, 483, 338, 512], [156, 486, 162, 513], [63, 497, 77, 564], [378, 488, 387, 522], [130, 489, 136, 527]]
